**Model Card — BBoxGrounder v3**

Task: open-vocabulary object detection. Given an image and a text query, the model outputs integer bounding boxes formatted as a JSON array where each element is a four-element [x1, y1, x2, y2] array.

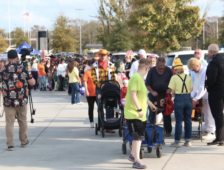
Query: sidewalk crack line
[[162, 147, 178, 170]]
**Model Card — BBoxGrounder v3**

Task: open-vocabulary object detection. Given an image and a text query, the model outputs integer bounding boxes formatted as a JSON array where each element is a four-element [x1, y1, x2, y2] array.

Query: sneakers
[[133, 160, 147, 169], [182, 141, 192, 147], [90, 122, 94, 128], [165, 131, 172, 137], [170, 142, 181, 147], [8, 146, 14, 151], [128, 154, 135, 162], [207, 139, 224, 146], [202, 132, 216, 140], [76, 102, 84, 105], [21, 140, 29, 148]]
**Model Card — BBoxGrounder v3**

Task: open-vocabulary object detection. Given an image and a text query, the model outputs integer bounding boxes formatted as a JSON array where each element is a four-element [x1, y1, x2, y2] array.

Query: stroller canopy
[[101, 83, 120, 100]]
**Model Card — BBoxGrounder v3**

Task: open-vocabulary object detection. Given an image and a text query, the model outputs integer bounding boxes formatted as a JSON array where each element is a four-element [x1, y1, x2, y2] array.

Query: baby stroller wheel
[[119, 127, 122, 137], [122, 143, 126, 154], [102, 128, 105, 138], [156, 147, 162, 158], [95, 124, 98, 135], [140, 148, 144, 159], [147, 147, 152, 153]]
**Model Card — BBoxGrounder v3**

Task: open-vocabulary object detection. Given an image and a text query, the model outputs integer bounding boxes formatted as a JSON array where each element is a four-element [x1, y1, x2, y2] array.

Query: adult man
[[129, 49, 147, 79], [205, 44, 224, 146], [91, 49, 116, 133], [114, 56, 124, 74], [57, 59, 67, 91], [189, 49, 208, 83], [37, 60, 46, 91], [0, 50, 35, 151], [145, 57, 173, 136], [188, 58, 216, 139]]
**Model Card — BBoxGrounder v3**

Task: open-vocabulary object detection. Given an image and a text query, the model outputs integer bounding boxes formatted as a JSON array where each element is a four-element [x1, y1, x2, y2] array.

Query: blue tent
[[15, 41, 41, 55]]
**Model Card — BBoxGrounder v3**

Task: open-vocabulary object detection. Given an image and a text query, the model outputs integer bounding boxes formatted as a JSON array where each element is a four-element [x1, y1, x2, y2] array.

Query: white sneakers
[[76, 102, 84, 105], [90, 122, 94, 128], [202, 132, 216, 140]]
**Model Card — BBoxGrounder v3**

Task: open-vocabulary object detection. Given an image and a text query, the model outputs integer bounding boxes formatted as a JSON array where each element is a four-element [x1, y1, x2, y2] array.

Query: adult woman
[[31, 57, 38, 90], [123, 50, 134, 79], [45, 60, 51, 74], [148, 54, 156, 69], [83, 60, 96, 128], [168, 58, 193, 147], [124, 58, 156, 169], [68, 60, 82, 105]]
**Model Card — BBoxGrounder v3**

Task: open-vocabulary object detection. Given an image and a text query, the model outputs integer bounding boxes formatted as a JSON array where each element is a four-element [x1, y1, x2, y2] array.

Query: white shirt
[[31, 63, 38, 71], [129, 60, 147, 80], [57, 63, 67, 77], [191, 65, 208, 101]]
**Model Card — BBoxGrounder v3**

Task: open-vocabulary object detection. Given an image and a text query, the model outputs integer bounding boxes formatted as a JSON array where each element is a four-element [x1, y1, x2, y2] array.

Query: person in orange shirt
[[83, 59, 97, 128], [37, 60, 46, 91]]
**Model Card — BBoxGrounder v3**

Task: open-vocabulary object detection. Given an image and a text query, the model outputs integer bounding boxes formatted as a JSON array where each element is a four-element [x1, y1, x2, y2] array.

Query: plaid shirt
[[91, 64, 116, 88]]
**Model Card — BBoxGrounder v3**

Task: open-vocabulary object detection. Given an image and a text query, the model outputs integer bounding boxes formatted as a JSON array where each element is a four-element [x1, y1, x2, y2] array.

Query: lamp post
[[76, 9, 84, 54]]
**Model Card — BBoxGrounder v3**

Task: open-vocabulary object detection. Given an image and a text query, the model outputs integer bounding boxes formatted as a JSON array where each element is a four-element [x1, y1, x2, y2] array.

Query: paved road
[[0, 91, 223, 170]]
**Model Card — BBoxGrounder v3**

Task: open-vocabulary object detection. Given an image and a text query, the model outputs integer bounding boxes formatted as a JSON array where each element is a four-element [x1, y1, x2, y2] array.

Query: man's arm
[[28, 79, 35, 87], [91, 66, 100, 88], [205, 62, 218, 87], [147, 86, 158, 97], [129, 61, 136, 78], [194, 70, 207, 101]]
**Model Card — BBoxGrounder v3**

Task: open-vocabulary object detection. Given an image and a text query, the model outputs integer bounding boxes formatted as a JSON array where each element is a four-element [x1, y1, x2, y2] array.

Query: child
[[121, 77, 128, 99], [47, 68, 53, 91]]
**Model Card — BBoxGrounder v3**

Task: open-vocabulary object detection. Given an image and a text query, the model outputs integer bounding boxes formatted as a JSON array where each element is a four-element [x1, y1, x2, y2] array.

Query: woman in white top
[[31, 57, 38, 90]]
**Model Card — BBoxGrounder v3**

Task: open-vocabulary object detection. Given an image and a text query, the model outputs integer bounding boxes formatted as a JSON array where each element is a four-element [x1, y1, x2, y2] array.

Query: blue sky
[[0, 0, 223, 32]]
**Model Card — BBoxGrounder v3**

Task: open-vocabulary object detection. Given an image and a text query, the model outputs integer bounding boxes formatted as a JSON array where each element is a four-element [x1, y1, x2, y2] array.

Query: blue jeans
[[70, 82, 80, 104], [39, 75, 46, 88], [95, 87, 114, 119], [148, 93, 172, 133], [174, 94, 193, 142]]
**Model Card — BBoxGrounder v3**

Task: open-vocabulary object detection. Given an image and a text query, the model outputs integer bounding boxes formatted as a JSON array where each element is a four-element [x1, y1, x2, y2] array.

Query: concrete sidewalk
[[0, 91, 223, 170]]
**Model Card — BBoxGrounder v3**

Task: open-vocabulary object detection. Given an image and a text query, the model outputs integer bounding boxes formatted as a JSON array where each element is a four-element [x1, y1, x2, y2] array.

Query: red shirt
[[121, 87, 128, 99]]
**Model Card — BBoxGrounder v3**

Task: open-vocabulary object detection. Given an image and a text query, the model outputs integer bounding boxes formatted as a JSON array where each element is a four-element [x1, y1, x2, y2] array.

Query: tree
[[219, 13, 224, 47], [50, 12, 78, 53], [128, 0, 205, 52], [107, 20, 133, 51], [0, 29, 8, 53], [14, 27, 29, 47]]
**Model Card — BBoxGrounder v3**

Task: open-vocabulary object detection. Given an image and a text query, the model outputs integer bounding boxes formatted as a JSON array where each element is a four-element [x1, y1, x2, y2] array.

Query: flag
[[23, 12, 29, 20]]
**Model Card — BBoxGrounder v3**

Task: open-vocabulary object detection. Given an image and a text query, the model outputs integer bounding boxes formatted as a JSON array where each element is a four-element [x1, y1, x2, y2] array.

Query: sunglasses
[[194, 52, 199, 55]]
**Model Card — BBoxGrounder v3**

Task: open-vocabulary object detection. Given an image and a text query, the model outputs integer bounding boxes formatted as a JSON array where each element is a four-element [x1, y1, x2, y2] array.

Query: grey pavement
[[0, 91, 224, 170]]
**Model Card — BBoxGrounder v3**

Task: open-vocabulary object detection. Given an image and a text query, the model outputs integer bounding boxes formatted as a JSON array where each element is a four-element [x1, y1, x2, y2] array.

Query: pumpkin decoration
[[16, 81, 23, 88]]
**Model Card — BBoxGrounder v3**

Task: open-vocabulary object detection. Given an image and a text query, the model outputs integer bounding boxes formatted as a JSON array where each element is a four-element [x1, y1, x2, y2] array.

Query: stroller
[[95, 80, 124, 138]]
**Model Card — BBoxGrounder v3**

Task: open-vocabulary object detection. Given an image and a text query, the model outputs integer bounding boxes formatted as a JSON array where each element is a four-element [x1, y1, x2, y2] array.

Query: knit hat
[[173, 58, 183, 70], [122, 77, 129, 84]]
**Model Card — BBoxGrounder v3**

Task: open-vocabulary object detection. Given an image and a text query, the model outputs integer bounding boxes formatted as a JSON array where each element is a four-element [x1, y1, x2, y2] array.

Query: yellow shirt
[[168, 73, 193, 94], [68, 67, 79, 83]]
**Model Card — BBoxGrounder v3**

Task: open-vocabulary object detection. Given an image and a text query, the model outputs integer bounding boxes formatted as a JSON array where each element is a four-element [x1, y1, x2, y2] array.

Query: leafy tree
[[128, 0, 205, 52], [0, 29, 8, 53], [50, 12, 78, 53], [107, 20, 133, 51], [14, 27, 29, 47], [219, 13, 224, 47]]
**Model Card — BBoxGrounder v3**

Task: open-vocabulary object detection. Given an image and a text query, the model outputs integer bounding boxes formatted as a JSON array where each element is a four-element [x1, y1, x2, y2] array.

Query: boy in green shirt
[[124, 58, 156, 169]]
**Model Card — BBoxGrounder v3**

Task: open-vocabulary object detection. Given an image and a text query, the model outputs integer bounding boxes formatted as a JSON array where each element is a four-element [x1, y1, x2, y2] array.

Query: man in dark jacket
[[205, 44, 224, 146]]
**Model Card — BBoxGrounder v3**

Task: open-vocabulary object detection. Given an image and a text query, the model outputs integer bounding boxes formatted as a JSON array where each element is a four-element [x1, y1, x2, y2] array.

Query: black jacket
[[205, 54, 224, 92]]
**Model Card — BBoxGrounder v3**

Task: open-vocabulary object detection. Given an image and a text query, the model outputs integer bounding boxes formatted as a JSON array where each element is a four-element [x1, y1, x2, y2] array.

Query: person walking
[[123, 51, 134, 79], [37, 60, 47, 91], [0, 50, 35, 151], [57, 59, 67, 91], [145, 57, 173, 136], [91, 49, 116, 133], [205, 44, 224, 146], [125, 58, 156, 169], [31, 57, 38, 91], [47, 68, 53, 91], [188, 58, 216, 140], [168, 58, 193, 147], [83, 60, 97, 128], [68, 60, 82, 105]]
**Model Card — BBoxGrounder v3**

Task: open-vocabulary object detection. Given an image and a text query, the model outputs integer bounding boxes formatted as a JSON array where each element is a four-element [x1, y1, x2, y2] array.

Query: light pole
[[76, 9, 84, 54]]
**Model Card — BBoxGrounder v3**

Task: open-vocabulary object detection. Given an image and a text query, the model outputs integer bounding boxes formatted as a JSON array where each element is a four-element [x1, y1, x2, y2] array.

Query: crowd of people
[[1, 44, 224, 169]]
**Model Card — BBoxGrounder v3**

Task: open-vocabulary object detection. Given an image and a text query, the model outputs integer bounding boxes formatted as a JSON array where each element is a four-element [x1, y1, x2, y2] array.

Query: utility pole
[[203, 22, 205, 50], [76, 9, 84, 54], [217, 17, 219, 40], [8, 2, 11, 47]]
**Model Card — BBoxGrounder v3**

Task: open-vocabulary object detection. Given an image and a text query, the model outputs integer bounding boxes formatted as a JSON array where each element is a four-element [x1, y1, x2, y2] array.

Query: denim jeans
[[148, 93, 172, 133], [174, 94, 193, 142], [70, 82, 80, 104], [95, 87, 114, 120], [39, 75, 46, 88]]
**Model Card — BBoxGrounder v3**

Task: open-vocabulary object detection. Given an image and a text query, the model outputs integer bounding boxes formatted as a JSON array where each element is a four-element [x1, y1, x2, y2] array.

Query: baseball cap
[[138, 49, 146, 56], [8, 50, 18, 59]]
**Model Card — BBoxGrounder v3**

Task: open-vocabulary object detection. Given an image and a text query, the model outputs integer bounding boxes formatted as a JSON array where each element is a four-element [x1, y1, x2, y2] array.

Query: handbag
[[164, 94, 174, 116], [154, 93, 166, 113]]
